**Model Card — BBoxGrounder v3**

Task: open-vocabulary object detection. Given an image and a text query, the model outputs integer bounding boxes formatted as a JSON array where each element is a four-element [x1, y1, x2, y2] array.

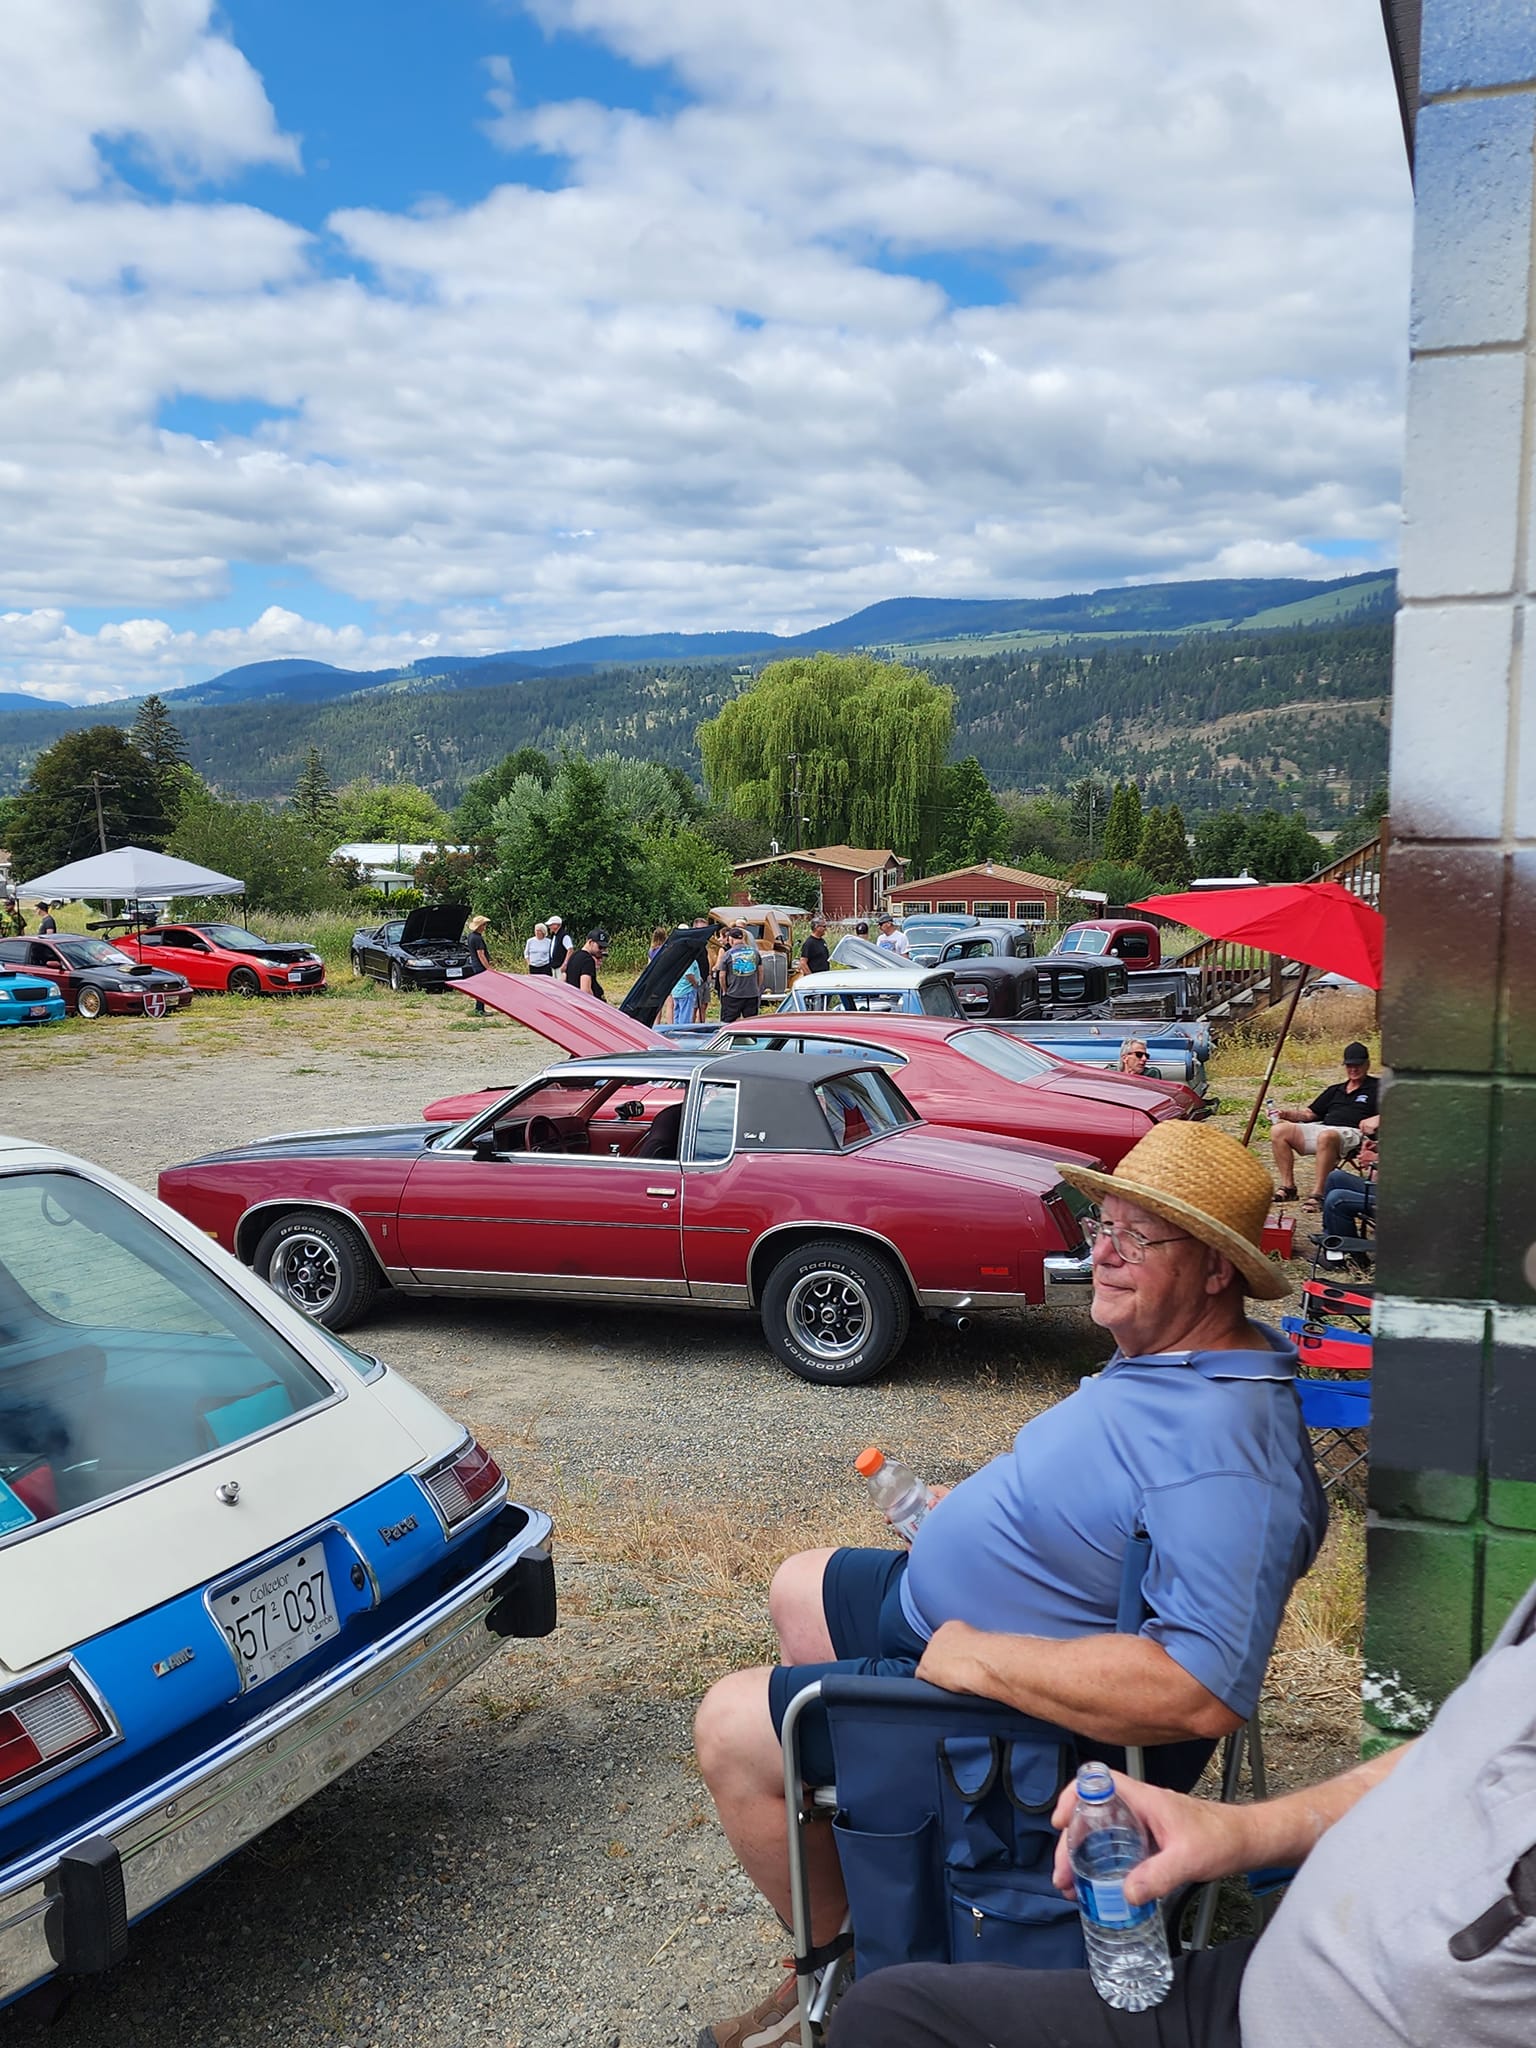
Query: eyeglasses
[[1123, 1050, 1149, 1062], [1082, 1217, 1188, 1264]]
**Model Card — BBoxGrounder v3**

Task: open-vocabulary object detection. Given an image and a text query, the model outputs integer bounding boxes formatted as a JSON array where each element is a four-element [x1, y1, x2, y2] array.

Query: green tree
[[1068, 776, 1111, 855], [129, 693, 191, 814], [740, 860, 822, 912], [1192, 810, 1249, 877], [698, 807, 775, 865], [1237, 810, 1324, 882], [638, 826, 734, 921], [594, 754, 696, 833], [1100, 781, 1144, 865], [698, 653, 953, 857], [488, 755, 648, 936], [8, 726, 173, 878], [291, 747, 340, 836], [933, 756, 1008, 872], [1077, 859, 1155, 907], [334, 778, 452, 846], [1000, 792, 1074, 873], [1135, 803, 1193, 889], [454, 749, 554, 841], [169, 799, 345, 912]]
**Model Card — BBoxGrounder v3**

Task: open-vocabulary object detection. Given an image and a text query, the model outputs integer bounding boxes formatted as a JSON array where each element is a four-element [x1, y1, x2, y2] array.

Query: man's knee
[[694, 1667, 779, 1790], [770, 1546, 837, 1660]]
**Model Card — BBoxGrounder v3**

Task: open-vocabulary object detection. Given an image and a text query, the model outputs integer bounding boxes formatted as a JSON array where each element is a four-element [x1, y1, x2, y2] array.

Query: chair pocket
[[833, 1814, 944, 1976], [947, 1873, 1085, 1970]]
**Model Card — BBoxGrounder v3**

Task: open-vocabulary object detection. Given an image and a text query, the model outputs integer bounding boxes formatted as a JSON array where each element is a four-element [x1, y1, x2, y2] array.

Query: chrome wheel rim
[[268, 1234, 341, 1315], [785, 1268, 871, 1360]]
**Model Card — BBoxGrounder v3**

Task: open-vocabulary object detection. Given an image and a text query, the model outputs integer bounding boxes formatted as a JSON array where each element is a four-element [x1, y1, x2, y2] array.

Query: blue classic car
[[0, 1136, 554, 2005], [0, 968, 65, 1028]]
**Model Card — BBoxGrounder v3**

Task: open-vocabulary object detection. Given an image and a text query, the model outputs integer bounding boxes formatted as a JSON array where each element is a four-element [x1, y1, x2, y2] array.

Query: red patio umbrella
[[1130, 881, 1385, 1148]]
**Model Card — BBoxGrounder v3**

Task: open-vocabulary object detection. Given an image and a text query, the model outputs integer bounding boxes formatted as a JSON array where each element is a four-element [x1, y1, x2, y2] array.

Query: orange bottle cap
[[854, 1447, 885, 1477]]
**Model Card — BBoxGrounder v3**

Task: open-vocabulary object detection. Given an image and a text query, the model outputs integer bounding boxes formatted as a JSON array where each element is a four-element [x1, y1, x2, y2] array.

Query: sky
[[0, 0, 1412, 706]]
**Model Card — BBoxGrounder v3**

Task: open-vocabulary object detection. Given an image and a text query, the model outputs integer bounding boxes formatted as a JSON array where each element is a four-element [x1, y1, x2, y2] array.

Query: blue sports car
[[0, 1135, 554, 2005]]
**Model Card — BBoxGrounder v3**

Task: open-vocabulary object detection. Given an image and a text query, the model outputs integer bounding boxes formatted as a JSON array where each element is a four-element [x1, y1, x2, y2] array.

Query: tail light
[[419, 1437, 505, 1532], [1045, 1193, 1086, 1251], [0, 1671, 114, 1799]]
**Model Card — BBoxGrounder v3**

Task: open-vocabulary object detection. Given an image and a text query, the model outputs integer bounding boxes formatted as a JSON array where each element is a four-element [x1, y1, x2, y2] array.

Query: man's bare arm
[[914, 1620, 1241, 1745], [1048, 1744, 1414, 1907]]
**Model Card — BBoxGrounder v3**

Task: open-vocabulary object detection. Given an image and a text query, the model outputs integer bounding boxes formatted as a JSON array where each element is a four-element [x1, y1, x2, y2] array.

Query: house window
[[1014, 900, 1047, 922], [900, 900, 932, 915], [972, 900, 1007, 919], [935, 900, 967, 914]]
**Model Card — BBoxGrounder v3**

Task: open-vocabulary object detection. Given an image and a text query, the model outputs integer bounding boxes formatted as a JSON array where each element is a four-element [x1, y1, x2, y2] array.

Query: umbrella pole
[[1241, 967, 1312, 1148]]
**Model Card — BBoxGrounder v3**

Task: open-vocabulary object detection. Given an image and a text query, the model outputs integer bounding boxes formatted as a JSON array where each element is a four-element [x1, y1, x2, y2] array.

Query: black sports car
[[0, 936, 193, 1019], [351, 903, 481, 990]]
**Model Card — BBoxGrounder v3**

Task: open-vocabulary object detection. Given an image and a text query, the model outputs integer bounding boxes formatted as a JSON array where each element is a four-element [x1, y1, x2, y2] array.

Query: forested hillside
[[0, 621, 1390, 825]]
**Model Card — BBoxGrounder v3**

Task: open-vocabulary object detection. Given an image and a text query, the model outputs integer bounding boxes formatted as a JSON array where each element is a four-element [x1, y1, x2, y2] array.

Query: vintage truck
[[1053, 919, 1203, 1019]]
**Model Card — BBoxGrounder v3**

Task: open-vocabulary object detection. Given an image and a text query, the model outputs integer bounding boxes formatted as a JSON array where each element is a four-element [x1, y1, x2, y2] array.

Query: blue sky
[[0, 0, 1411, 702]]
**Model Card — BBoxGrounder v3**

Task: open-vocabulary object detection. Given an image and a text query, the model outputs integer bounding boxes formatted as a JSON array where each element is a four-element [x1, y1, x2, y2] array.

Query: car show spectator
[[1309, 1129, 1379, 1253], [523, 921, 554, 975], [649, 925, 669, 960], [828, 1559, 1536, 2048], [564, 930, 607, 1000], [35, 903, 56, 935], [464, 915, 492, 1015], [669, 947, 706, 1026], [692, 1121, 1326, 2048], [0, 897, 25, 938], [714, 926, 764, 1022], [875, 913, 911, 956], [1269, 1041, 1379, 1202], [799, 916, 831, 978], [1119, 1037, 1151, 1073], [546, 916, 569, 973]]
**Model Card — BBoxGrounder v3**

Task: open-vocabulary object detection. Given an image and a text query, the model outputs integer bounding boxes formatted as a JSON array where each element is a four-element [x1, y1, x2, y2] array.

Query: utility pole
[[75, 772, 117, 853], [787, 755, 803, 853]]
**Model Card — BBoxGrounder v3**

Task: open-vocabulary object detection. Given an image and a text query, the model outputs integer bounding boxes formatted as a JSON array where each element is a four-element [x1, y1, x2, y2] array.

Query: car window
[[918, 980, 962, 1017], [57, 939, 131, 967], [202, 925, 267, 949], [948, 1030, 1056, 1082], [162, 929, 208, 951], [1058, 930, 1109, 956], [384, 922, 405, 944], [1117, 934, 1152, 960], [813, 1070, 915, 1147], [691, 1082, 738, 1162], [0, 1172, 334, 1540], [0, 941, 26, 964]]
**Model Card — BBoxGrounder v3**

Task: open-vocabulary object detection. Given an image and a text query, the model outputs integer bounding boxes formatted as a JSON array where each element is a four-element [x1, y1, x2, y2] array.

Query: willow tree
[[698, 654, 954, 856]]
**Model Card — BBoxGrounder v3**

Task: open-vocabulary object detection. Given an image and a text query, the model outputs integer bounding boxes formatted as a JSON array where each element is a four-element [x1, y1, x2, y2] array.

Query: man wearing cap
[[799, 916, 831, 979], [875, 912, 911, 957], [563, 929, 607, 1000], [693, 1122, 1326, 2048], [715, 925, 764, 1022], [1269, 1042, 1380, 1202], [545, 915, 569, 975]]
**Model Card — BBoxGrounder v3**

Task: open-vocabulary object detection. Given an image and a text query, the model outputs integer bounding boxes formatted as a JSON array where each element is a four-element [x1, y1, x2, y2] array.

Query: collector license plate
[[211, 1549, 338, 1688]]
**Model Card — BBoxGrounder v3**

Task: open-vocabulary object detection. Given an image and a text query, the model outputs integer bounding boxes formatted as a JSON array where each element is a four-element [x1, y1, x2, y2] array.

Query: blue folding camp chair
[[1296, 1376, 1372, 1506]]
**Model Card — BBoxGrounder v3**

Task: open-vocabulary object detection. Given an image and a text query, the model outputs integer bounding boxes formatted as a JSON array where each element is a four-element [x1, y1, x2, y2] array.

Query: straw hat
[[466, 914, 489, 932], [1057, 1120, 1288, 1300]]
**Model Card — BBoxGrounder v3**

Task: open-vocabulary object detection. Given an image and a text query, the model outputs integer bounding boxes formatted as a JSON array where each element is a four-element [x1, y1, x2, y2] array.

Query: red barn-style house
[[731, 846, 907, 922], [885, 862, 1066, 925]]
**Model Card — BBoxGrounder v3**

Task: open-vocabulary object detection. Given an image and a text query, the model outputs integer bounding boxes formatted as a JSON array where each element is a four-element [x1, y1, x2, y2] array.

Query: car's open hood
[[400, 902, 469, 945], [451, 969, 666, 1056]]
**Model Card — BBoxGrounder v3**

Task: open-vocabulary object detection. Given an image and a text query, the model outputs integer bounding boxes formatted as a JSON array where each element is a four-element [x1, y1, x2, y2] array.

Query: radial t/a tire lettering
[[759, 1237, 910, 1385], [252, 1209, 378, 1331]]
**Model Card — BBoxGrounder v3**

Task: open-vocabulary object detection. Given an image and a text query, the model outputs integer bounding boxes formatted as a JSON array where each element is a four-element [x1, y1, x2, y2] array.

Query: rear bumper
[[1042, 1250, 1094, 1303], [0, 1507, 553, 2003]]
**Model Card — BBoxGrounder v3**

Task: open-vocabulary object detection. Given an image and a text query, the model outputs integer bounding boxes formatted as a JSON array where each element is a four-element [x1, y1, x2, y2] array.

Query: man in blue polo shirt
[[693, 1122, 1326, 2048]]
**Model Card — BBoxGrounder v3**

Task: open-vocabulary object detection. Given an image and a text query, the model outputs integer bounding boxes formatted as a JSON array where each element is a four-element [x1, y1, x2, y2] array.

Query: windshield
[[1057, 929, 1109, 955], [57, 939, 132, 967], [948, 1030, 1056, 1082], [0, 1172, 333, 1542], [201, 925, 270, 949]]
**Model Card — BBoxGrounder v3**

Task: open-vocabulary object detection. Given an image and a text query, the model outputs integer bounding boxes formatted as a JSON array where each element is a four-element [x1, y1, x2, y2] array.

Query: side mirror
[[471, 1129, 499, 1161]]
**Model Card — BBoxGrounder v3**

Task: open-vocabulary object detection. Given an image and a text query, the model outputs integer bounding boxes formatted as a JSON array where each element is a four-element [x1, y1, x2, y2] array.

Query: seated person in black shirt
[[798, 916, 830, 978], [1269, 1040, 1380, 1202], [563, 930, 607, 1001]]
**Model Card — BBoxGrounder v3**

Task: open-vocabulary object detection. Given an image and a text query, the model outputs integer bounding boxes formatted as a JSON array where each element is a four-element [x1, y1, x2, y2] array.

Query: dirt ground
[[0, 995, 1365, 2047]]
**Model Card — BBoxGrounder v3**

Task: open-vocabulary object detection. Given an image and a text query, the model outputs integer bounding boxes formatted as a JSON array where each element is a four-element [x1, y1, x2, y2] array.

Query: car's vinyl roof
[[551, 1047, 903, 1084]]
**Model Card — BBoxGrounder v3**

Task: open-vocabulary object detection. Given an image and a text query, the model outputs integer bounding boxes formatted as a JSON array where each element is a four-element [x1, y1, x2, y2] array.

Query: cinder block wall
[[1368, 0, 1536, 1739]]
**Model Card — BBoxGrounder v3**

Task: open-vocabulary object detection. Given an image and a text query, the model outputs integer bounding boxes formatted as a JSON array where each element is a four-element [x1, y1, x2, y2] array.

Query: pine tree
[[1101, 781, 1144, 864], [291, 747, 340, 836], [129, 693, 190, 779]]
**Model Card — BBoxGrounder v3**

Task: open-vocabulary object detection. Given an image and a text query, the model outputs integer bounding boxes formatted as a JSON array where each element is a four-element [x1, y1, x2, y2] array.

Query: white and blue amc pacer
[[0, 1136, 554, 2005]]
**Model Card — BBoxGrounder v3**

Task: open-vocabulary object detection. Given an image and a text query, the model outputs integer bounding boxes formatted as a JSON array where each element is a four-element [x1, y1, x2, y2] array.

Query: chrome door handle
[[645, 1186, 678, 1198]]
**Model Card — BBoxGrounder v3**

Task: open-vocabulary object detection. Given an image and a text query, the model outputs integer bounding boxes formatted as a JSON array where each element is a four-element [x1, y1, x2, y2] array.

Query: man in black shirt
[[1270, 1040, 1380, 1202], [564, 930, 607, 1001], [799, 916, 830, 978]]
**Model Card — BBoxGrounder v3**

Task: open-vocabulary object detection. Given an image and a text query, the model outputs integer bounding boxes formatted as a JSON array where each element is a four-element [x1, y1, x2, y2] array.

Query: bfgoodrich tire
[[252, 1209, 378, 1331], [759, 1237, 911, 1385]]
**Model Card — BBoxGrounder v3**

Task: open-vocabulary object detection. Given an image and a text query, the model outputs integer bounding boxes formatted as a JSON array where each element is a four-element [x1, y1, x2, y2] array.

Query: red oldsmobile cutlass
[[157, 1048, 1095, 1385], [423, 971, 1196, 1169]]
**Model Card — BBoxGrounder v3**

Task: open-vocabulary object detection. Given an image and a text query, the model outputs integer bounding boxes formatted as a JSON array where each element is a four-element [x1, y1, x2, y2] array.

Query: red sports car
[[112, 921, 327, 996], [156, 1048, 1095, 1385], [424, 972, 1198, 1169]]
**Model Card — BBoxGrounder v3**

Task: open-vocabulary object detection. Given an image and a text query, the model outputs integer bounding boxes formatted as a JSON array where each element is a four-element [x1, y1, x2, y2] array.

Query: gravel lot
[[0, 1002, 1360, 2046]]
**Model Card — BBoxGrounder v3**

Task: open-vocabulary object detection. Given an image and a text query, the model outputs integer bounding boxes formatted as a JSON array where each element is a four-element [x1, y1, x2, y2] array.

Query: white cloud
[[0, 0, 1411, 703]]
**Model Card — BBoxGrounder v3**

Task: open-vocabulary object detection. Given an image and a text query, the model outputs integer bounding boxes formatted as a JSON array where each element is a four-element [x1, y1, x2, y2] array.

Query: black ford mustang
[[351, 903, 481, 990]]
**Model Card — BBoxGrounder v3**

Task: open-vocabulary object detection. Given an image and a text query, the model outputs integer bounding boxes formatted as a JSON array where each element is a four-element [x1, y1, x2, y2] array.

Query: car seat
[[634, 1101, 685, 1160]]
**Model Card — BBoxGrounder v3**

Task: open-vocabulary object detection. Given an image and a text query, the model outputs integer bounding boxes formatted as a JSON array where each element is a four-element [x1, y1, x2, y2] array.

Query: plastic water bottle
[[1066, 1763, 1173, 2011], [855, 1447, 929, 1544]]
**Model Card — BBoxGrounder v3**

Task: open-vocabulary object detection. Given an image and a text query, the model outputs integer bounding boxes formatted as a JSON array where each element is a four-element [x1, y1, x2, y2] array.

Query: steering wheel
[[524, 1115, 560, 1154]]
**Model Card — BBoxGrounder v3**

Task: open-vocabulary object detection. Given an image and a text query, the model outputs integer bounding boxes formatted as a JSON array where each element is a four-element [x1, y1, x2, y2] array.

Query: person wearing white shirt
[[875, 914, 911, 957], [523, 923, 554, 975]]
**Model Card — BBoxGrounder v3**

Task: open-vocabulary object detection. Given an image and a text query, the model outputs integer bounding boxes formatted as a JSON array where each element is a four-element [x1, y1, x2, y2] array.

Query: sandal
[[1274, 1185, 1298, 1202]]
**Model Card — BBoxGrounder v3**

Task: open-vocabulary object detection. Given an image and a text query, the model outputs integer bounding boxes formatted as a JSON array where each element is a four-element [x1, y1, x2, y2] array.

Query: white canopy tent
[[13, 847, 245, 901]]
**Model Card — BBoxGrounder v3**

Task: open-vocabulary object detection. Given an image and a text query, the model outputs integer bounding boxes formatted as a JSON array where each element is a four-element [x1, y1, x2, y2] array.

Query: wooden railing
[[1173, 827, 1383, 1022]]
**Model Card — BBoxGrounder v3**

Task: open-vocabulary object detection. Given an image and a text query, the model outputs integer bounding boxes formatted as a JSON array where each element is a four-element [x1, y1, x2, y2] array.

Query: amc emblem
[[144, 990, 168, 1019]]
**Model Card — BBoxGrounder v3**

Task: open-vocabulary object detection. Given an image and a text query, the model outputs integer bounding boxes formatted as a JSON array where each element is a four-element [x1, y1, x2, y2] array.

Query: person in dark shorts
[[563, 930, 607, 999], [715, 927, 763, 1021]]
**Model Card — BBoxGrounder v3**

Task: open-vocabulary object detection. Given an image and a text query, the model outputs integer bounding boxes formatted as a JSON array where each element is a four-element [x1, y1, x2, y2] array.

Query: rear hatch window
[[0, 1172, 334, 1542]]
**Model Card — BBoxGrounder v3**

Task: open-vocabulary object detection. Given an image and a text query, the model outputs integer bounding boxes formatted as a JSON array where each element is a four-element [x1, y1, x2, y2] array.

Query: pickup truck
[[1055, 919, 1202, 1019]]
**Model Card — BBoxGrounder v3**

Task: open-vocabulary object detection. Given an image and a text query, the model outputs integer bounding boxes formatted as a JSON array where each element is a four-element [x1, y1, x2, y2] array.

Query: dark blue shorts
[[767, 1547, 929, 1784]]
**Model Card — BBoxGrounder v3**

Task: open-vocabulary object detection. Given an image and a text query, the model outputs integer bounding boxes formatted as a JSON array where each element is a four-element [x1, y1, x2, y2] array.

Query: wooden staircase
[[1175, 828, 1384, 1024]]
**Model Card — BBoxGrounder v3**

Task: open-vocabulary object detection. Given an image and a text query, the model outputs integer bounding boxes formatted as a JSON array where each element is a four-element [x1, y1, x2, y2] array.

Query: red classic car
[[0, 935, 193, 1018], [111, 921, 327, 996], [156, 1049, 1095, 1385], [424, 971, 1197, 1169]]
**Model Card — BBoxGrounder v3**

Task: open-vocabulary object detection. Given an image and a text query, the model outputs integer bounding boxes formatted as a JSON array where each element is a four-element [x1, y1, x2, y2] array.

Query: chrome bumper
[[0, 1507, 554, 2002], [1043, 1249, 1094, 1303]]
